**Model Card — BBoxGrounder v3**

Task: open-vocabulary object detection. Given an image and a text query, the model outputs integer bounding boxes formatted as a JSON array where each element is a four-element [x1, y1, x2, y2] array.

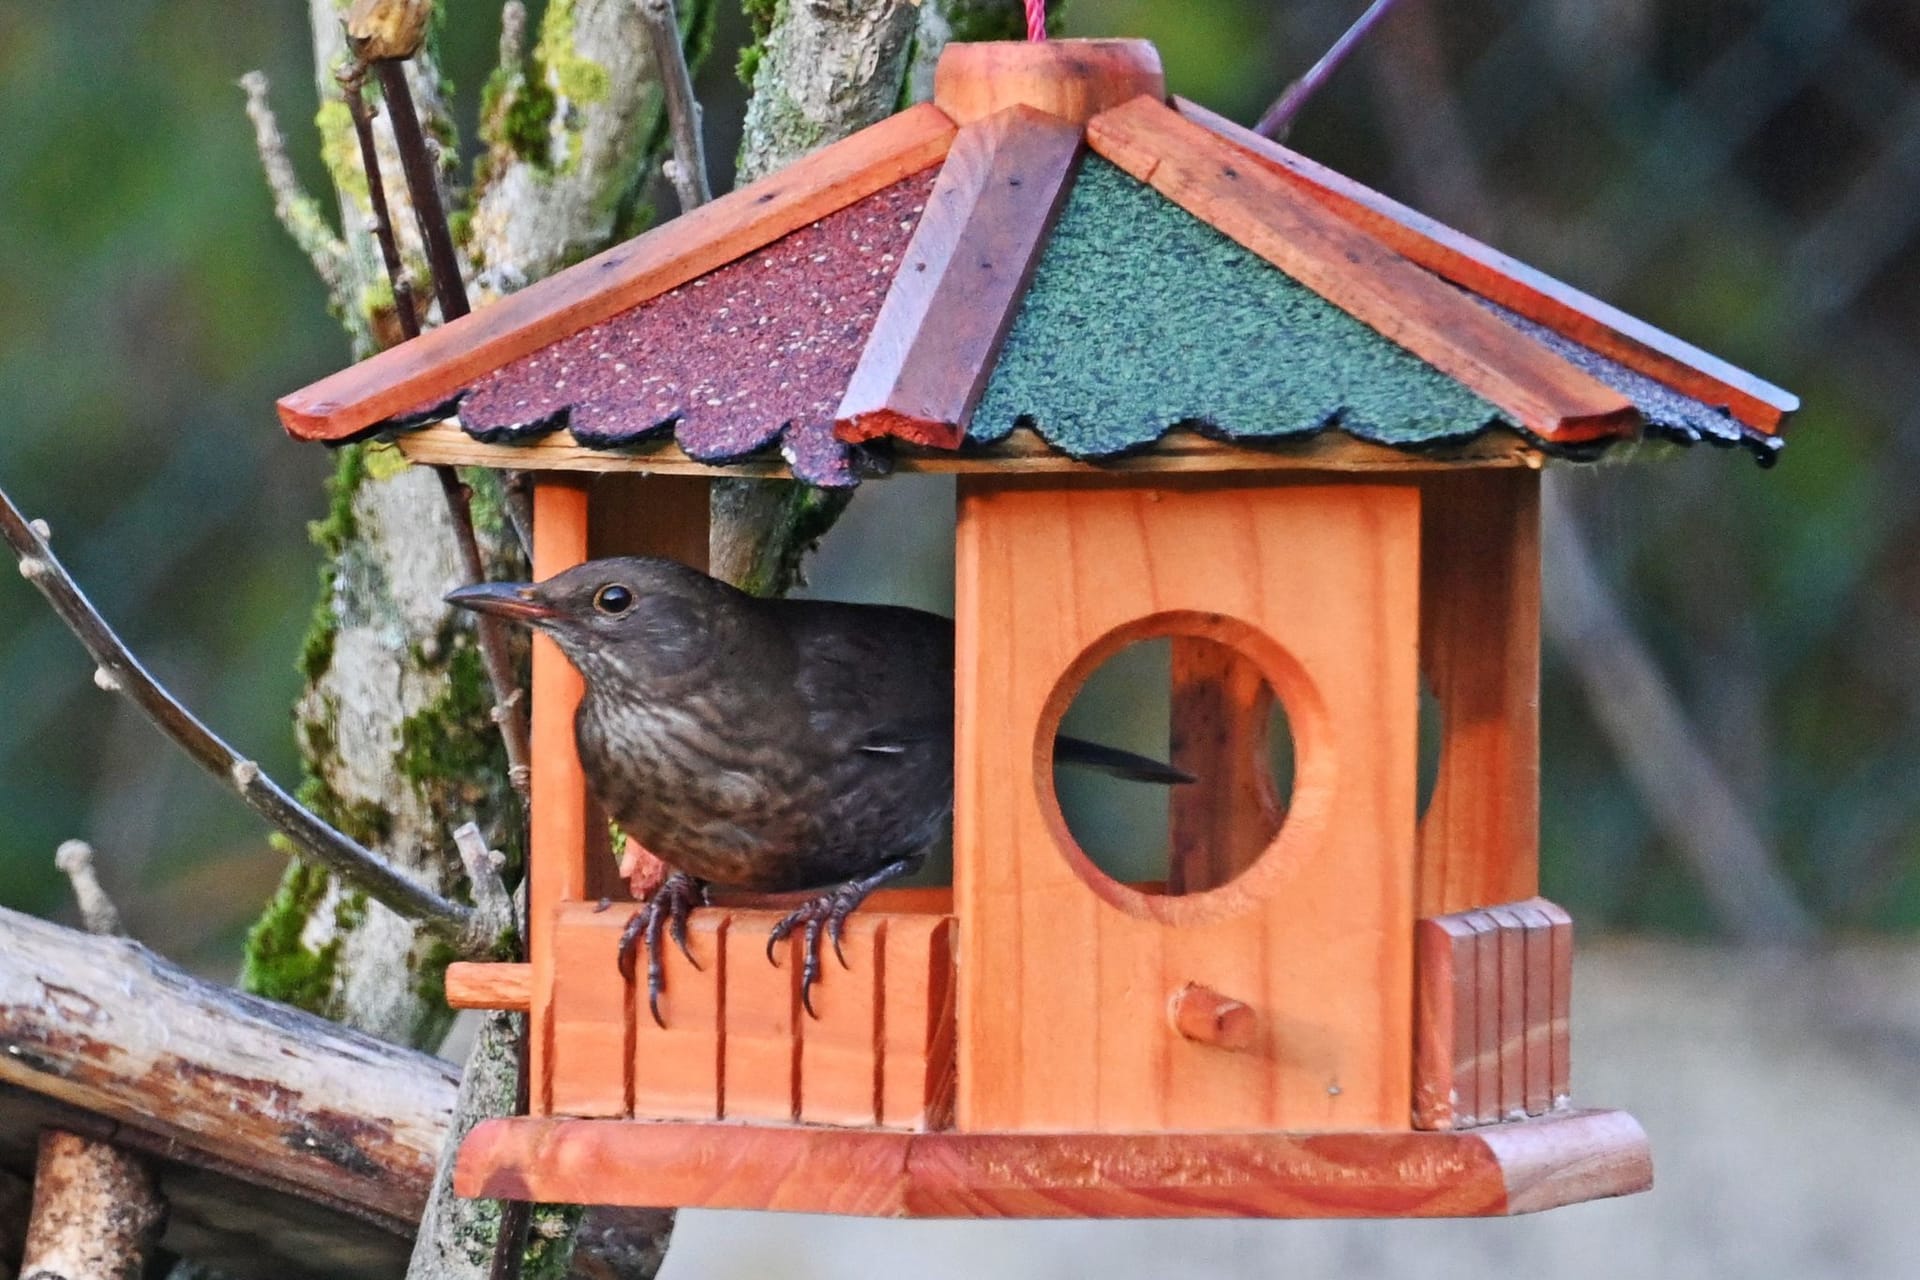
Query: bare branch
[[239, 70, 352, 304], [19, 1131, 164, 1279], [54, 840, 124, 938], [497, 0, 528, 74], [0, 482, 479, 943], [637, 0, 713, 212], [1256, 0, 1410, 140], [339, 67, 423, 341], [453, 822, 515, 944]]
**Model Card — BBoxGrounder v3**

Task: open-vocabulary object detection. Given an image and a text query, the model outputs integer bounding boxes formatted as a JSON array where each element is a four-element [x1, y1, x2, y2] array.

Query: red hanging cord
[[1025, 0, 1046, 41]]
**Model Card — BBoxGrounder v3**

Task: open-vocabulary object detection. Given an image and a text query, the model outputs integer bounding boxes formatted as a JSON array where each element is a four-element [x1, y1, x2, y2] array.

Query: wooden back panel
[[953, 476, 1420, 1132]]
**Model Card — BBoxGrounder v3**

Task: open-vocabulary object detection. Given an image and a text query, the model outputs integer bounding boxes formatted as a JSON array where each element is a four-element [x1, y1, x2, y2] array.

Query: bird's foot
[[616, 871, 708, 1028], [765, 854, 923, 1018]]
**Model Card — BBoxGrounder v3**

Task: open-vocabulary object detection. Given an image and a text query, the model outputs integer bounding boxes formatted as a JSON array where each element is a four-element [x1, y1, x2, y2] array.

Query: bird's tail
[[1054, 735, 1196, 786]]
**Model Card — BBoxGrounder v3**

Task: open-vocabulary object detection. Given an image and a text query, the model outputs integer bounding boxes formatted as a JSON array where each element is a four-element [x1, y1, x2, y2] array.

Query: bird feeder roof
[[277, 40, 1797, 487]]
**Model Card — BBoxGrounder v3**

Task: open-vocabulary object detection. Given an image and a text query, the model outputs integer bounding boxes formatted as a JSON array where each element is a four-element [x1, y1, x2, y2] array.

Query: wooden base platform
[[456, 1109, 1649, 1219]]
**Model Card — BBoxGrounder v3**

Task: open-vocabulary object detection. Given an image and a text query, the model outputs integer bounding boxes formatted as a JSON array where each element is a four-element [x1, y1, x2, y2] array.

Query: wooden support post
[[19, 1130, 164, 1280], [1168, 636, 1284, 893]]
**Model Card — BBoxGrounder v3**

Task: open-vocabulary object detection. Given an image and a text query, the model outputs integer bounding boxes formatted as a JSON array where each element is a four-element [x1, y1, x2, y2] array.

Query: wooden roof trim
[[277, 103, 959, 443], [1174, 97, 1797, 434], [835, 105, 1084, 450], [1086, 96, 1639, 445]]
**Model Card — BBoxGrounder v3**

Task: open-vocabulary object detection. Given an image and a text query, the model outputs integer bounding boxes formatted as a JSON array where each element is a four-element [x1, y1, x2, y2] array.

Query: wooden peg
[[1168, 983, 1257, 1051]]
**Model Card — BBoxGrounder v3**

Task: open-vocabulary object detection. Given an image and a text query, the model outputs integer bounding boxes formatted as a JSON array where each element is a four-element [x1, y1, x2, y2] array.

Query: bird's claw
[[615, 871, 706, 1028], [766, 888, 863, 1018]]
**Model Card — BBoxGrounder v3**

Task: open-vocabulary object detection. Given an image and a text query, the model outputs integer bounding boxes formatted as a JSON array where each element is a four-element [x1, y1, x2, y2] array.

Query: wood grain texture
[[530, 478, 593, 1114], [277, 103, 956, 442], [394, 420, 1544, 475], [455, 1110, 1650, 1217], [954, 476, 1420, 1133], [1412, 915, 1479, 1131], [721, 916, 800, 1123], [878, 915, 957, 1131], [444, 962, 532, 1012], [1416, 468, 1542, 917], [1539, 898, 1574, 1107], [798, 915, 886, 1127], [1168, 983, 1258, 1051], [1487, 903, 1529, 1122], [1167, 635, 1284, 893], [836, 106, 1083, 449], [1521, 902, 1555, 1117], [630, 913, 726, 1121], [549, 909, 633, 1118], [1469, 910, 1501, 1126], [1085, 97, 1639, 444], [933, 39, 1166, 126], [1174, 97, 1796, 434]]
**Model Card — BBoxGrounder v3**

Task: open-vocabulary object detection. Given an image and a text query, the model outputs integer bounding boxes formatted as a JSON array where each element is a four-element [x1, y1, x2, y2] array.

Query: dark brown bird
[[448, 556, 1187, 1023]]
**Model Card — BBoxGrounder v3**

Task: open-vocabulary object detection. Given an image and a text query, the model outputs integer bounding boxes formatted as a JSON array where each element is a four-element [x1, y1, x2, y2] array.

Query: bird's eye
[[593, 584, 634, 615]]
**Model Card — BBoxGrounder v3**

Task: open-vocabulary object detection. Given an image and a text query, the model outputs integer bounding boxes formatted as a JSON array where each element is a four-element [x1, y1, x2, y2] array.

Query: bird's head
[[445, 556, 736, 687]]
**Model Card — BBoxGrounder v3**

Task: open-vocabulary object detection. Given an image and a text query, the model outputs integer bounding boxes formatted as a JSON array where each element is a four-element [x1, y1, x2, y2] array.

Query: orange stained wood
[[547, 908, 633, 1118], [1520, 903, 1555, 1116], [1085, 97, 1639, 444], [1487, 903, 1529, 1122], [1173, 97, 1797, 434], [879, 914, 957, 1130], [1168, 983, 1258, 1052], [1416, 468, 1541, 917], [933, 38, 1166, 127], [721, 914, 801, 1123], [276, 103, 957, 442], [631, 912, 726, 1120], [836, 106, 1083, 449], [1539, 898, 1574, 1107], [1167, 635, 1285, 894], [529, 478, 592, 1113], [797, 915, 887, 1127], [953, 475, 1420, 1133], [444, 962, 532, 1012], [1412, 915, 1479, 1131], [455, 1109, 1652, 1217], [1469, 910, 1501, 1126]]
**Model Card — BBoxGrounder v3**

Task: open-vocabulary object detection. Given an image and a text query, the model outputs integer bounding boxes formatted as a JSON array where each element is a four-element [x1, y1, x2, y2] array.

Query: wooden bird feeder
[[278, 38, 1796, 1219]]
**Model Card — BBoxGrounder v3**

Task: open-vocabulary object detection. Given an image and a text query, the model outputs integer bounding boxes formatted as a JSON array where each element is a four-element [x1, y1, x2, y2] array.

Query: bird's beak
[[445, 581, 559, 626]]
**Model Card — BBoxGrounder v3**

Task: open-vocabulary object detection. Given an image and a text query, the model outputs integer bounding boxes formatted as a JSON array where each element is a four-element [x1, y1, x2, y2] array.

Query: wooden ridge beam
[[836, 106, 1083, 449], [1086, 96, 1640, 444], [1174, 97, 1797, 434], [277, 103, 958, 442]]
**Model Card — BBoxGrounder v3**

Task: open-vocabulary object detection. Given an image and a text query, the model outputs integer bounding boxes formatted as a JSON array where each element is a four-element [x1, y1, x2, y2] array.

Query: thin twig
[[338, 66, 422, 341], [1256, 0, 1409, 139], [238, 71, 352, 302], [374, 59, 471, 321], [637, 0, 713, 211], [54, 840, 124, 938], [0, 484, 479, 944]]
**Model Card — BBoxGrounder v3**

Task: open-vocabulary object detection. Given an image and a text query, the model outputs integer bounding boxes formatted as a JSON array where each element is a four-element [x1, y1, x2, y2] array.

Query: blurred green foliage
[[2, 0, 1915, 970]]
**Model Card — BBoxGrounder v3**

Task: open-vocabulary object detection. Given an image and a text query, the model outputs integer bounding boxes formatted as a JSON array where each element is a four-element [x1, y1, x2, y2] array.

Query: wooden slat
[[630, 913, 726, 1121], [720, 913, 800, 1123], [796, 916, 886, 1127], [455, 1110, 1652, 1218], [394, 419, 1543, 475], [1167, 635, 1284, 893], [1519, 900, 1555, 1116], [1469, 910, 1501, 1127], [1485, 904, 1529, 1122], [1085, 96, 1639, 444], [444, 962, 532, 1012], [1175, 97, 1797, 434], [1412, 915, 1479, 1131], [529, 479, 592, 1114], [878, 916, 956, 1132], [933, 38, 1165, 127], [547, 908, 632, 1118], [837, 106, 1082, 449], [1416, 468, 1541, 917], [1538, 898, 1574, 1108], [277, 103, 957, 442], [954, 476, 1419, 1133]]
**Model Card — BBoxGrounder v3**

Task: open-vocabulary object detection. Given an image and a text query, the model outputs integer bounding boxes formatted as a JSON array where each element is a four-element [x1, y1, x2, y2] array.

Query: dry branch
[[0, 484, 482, 947], [239, 71, 351, 308], [18, 1131, 165, 1280], [637, 0, 712, 212], [53, 840, 123, 939]]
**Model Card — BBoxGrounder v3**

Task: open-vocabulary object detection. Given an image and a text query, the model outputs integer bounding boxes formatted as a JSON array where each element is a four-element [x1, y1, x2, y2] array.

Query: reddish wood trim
[[933, 38, 1165, 126], [1085, 97, 1639, 444], [445, 962, 532, 1012], [631, 913, 727, 1120], [1412, 916, 1478, 1131], [1167, 635, 1284, 893], [277, 104, 957, 442], [529, 479, 593, 1114], [1174, 96, 1796, 433], [455, 1110, 1650, 1217], [836, 106, 1082, 449], [1537, 898, 1574, 1107]]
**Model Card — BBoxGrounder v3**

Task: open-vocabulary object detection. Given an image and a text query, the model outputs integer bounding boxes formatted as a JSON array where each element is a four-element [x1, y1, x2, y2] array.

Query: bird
[[448, 555, 1190, 1025]]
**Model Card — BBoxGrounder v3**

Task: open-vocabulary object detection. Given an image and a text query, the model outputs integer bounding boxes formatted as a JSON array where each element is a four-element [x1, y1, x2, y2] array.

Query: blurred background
[[2, 0, 1917, 1274]]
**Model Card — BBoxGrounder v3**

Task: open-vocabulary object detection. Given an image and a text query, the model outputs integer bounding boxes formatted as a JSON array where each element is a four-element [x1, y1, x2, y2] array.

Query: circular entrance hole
[[1046, 625, 1445, 905]]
